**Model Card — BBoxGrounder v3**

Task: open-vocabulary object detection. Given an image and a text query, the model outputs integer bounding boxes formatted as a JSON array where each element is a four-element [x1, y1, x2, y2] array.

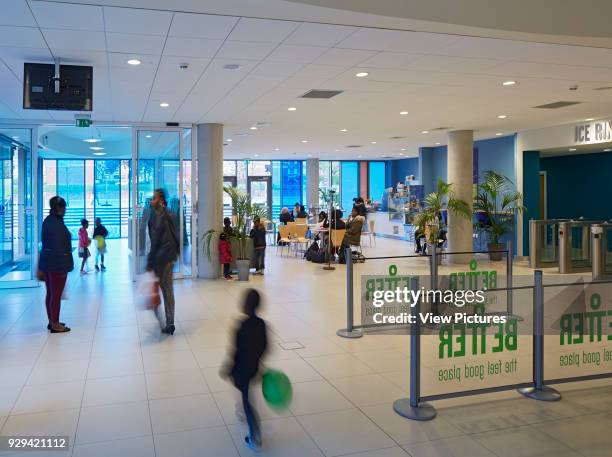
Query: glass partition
[[340, 161, 358, 212]]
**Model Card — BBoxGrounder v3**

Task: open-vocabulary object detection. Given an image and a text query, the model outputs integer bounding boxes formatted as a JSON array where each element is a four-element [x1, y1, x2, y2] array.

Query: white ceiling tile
[[405, 55, 503, 73], [216, 41, 277, 60], [359, 52, 424, 69], [0, 26, 47, 48], [0, 47, 53, 78], [296, 64, 347, 79], [435, 36, 527, 60], [30, 1, 104, 31], [108, 52, 158, 68], [284, 23, 357, 47], [386, 31, 459, 53], [251, 60, 304, 77], [54, 49, 108, 67], [169, 13, 238, 40], [152, 56, 209, 92], [266, 44, 326, 63], [0, 0, 36, 27], [488, 61, 612, 82], [314, 48, 376, 66], [164, 36, 223, 59], [335, 28, 404, 51], [106, 32, 166, 55], [103, 7, 172, 36], [228, 18, 298, 43], [42, 29, 106, 52], [0, 99, 20, 118]]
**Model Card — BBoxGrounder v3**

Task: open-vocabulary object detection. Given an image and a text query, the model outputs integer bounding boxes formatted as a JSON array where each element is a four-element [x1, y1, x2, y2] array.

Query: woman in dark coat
[[38, 196, 73, 333]]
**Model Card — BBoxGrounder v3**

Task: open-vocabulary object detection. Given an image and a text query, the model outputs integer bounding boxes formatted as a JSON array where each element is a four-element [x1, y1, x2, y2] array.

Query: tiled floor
[[0, 237, 610, 457]]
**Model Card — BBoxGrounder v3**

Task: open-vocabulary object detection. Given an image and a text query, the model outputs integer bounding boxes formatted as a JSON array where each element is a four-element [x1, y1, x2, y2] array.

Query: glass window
[[302, 161, 308, 210], [272, 161, 281, 221], [368, 162, 386, 203], [94, 160, 121, 238], [237, 160, 247, 192], [120, 160, 130, 237], [319, 161, 331, 208], [248, 160, 271, 176], [281, 161, 302, 210], [57, 159, 85, 238], [340, 161, 358, 212], [331, 161, 340, 195], [42, 159, 57, 211], [223, 160, 236, 176]]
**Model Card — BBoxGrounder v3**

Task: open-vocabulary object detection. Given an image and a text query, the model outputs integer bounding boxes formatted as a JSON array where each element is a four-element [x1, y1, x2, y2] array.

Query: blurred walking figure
[[93, 217, 108, 271], [222, 289, 268, 450], [146, 188, 180, 335], [38, 196, 73, 333]]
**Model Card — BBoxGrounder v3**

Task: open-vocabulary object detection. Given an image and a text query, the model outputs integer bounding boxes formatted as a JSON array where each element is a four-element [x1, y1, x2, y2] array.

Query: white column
[[197, 123, 224, 279], [447, 130, 474, 263], [306, 158, 319, 214]]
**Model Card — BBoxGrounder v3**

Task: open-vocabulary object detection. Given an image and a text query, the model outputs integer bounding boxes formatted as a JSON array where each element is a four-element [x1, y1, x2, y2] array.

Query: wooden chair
[[292, 224, 309, 256], [329, 229, 346, 259], [277, 225, 292, 257], [295, 217, 308, 225]]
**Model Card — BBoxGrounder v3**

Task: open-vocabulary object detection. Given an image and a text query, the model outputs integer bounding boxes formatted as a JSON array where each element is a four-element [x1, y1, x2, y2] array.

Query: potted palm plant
[[413, 179, 471, 263], [203, 186, 266, 281], [474, 170, 525, 261]]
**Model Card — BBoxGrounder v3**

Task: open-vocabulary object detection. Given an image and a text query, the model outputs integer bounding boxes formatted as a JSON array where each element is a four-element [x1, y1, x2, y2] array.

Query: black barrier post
[[518, 270, 561, 401], [394, 276, 437, 420], [337, 247, 363, 338], [430, 245, 439, 315]]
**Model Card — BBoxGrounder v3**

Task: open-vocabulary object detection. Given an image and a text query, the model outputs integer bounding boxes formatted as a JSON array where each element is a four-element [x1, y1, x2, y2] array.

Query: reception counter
[[367, 211, 413, 241]]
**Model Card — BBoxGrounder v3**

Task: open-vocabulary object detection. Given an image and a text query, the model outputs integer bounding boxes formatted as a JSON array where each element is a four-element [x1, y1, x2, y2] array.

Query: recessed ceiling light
[[225, 138, 232, 142], [435, 142, 441, 145], [287, 107, 297, 111], [497, 114, 507, 119], [83, 138, 100, 143], [335, 149, 340, 152], [502, 80, 516, 86], [92, 152, 106, 156], [340, 129, 348, 133], [223, 64, 241, 70], [250, 126, 257, 130], [604, 148, 611, 152], [421, 130, 429, 134], [145, 134, 152, 139], [301, 140, 308, 143], [569, 148, 577, 151], [127, 59, 141, 66], [355, 72, 369, 78], [400, 111, 408, 116], [399, 152, 404, 156], [89, 146, 104, 151], [274, 148, 280, 151], [12, 136, 19, 140], [371, 141, 377, 144], [307, 154, 313, 157], [401, 148, 406, 151], [585, 118, 594, 121], [357, 155, 362, 158], [495, 132, 503, 136], [160, 102, 169, 108], [254, 154, 259, 157]]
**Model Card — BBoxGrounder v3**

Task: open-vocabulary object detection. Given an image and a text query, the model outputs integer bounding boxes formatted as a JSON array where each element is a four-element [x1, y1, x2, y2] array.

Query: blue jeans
[[254, 248, 265, 271]]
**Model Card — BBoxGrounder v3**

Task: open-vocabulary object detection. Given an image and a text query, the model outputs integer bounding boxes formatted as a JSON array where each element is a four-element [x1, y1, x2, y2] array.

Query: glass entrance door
[[0, 128, 37, 288], [248, 177, 271, 217], [132, 129, 187, 279]]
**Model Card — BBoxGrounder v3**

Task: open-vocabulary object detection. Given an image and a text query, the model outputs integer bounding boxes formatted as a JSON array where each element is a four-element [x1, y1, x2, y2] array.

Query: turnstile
[[529, 219, 567, 268], [559, 220, 600, 274], [592, 223, 612, 280]]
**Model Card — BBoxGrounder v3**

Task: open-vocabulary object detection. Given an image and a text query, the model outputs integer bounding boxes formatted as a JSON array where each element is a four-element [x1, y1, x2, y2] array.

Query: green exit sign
[[76, 119, 91, 127]]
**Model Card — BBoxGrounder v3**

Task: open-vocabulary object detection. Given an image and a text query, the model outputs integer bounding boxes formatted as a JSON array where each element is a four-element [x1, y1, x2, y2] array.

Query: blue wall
[[540, 151, 612, 221], [387, 157, 418, 187], [420, 146, 448, 195], [475, 135, 516, 184], [522, 151, 541, 256]]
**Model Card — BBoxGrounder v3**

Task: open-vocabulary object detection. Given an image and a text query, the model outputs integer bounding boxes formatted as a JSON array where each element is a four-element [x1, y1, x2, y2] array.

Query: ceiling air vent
[[300, 89, 343, 99], [431, 126, 451, 131], [346, 145, 363, 148], [389, 136, 406, 140], [594, 86, 612, 91], [380, 156, 394, 159], [532, 101, 581, 109]]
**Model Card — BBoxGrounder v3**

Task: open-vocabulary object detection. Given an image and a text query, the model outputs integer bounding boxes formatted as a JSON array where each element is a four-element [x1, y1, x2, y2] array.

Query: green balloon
[[262, 369, 292, 409]]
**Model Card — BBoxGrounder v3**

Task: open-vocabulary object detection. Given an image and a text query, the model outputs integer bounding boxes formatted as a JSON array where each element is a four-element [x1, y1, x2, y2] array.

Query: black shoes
[[161, 324, 175, 335], [50, 325, 71, 333], [47, 322, 66, 330]]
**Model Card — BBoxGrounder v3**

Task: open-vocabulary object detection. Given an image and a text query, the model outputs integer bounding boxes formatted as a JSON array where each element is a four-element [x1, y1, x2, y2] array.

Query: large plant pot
[[487, 242, 505, 261], [236, 259, 250, 281]]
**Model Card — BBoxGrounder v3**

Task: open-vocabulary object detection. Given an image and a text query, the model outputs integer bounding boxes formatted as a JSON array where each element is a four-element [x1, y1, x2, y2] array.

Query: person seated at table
[[353, 197, 367, 217], [296, 205, 308, 219], [338, 207, 365, 261], [279, 207, 294, 225], [317, 211, 327, 228], [292, 202, 301, 219], [421, 226, 448, 255], [323, 208, 345, 230]]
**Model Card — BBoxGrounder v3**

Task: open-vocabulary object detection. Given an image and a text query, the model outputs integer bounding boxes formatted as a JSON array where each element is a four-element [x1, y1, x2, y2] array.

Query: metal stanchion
[[337, 247, 363, 338], [323, 199, 335, 271], [430, 245, 439, 315], [518, 270, 561, 401], [505, 239, 523, 321], [394, 276, 436, 420]]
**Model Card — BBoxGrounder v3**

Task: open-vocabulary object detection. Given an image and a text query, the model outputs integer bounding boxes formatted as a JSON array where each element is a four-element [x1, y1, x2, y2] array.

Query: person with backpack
[[146, 188, 180, 335], [93, 217, 109, 271]]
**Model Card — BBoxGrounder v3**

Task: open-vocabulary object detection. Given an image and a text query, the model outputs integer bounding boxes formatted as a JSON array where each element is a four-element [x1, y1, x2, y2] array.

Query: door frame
[[0, 125, 39, 289], [539, 171, 547, 219], [131, 127, 191, 281], [247, 176, 272, 217]]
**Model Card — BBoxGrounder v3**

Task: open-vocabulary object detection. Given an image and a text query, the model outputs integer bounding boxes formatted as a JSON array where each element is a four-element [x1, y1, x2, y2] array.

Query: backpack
[[304, 241, 319, 260], [310, 249, 327, 263]]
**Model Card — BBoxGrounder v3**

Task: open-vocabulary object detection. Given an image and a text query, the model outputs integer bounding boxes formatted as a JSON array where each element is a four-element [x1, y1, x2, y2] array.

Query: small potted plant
[[414, 179, 471, 262], [203, 187, 266, 281], [474, 170, 525, 261]]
